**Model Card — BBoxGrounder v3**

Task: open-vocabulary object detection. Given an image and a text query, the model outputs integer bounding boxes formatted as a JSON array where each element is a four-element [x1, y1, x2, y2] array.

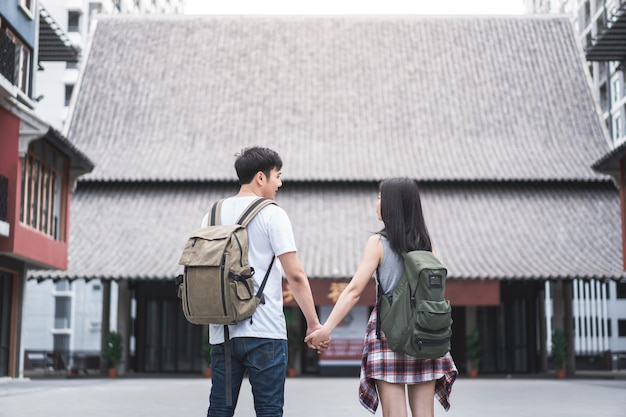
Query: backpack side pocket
[[416, 299, 451, 331]]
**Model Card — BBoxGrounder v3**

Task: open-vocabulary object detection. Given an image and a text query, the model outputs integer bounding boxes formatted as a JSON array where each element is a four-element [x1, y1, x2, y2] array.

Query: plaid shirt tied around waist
[[358, 309, 458, 414]]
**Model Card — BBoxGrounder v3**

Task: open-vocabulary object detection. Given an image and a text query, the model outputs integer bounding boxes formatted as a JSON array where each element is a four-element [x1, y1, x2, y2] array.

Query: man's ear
[[255, 171, 265, 185]]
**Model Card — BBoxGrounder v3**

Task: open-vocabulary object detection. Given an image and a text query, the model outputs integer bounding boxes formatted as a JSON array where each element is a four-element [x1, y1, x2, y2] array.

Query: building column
[[563, 279, 576, 376], [99, 280, 111, 374], [117, 280, 131, 375], [538, 283, 547, 373], [619, 158, 626, 271], [12, 265, 26, 379]]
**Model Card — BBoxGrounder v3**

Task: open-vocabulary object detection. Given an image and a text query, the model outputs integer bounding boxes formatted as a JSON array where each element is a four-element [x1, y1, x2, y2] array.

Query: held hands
[[304, 326, 332, 354]]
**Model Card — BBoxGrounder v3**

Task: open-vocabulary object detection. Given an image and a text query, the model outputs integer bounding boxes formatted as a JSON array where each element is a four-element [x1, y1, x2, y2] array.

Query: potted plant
[[552, 329, 567, 378], [465, 329, 481, 378], [103, 330, 122, 377], [203, 339, 212, 378]]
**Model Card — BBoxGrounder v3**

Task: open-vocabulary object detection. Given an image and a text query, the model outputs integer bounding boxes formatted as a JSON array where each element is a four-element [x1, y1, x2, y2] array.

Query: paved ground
[[1, 374, 625, 417]]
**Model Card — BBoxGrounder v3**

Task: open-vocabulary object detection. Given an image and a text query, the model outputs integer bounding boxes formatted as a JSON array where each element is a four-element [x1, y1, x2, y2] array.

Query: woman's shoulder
[[367, 233, 384, 244]]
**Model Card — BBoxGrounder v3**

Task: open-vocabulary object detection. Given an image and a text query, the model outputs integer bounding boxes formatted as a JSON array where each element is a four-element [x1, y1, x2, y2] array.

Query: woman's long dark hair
[[379, 178, 432, 253]]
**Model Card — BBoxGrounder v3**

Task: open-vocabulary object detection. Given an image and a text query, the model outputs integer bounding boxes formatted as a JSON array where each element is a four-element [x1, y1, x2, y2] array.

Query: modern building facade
[[21, 0, 184, 375], [0, 0, 93, 378], [29, 16, 624, 378], [526, 0, 626, 362], [526, 0, 625, 145]]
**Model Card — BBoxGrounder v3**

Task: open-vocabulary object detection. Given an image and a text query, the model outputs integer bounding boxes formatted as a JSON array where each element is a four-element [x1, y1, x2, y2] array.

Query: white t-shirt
[[200, 196, 297, 344]]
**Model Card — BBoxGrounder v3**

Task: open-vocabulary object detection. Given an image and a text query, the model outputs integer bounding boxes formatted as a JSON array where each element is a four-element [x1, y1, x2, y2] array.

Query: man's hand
[[305, 326, 331, 354]]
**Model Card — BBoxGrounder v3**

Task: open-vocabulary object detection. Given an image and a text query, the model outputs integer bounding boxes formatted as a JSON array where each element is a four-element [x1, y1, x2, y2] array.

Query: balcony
[[0, 31, 16, 86], [586, 2, 626, 63], [0, 175, 9, 237]]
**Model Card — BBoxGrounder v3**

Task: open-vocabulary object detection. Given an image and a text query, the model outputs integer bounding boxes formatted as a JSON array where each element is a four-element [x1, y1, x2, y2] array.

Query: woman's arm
[[305, 234, 383, 347]]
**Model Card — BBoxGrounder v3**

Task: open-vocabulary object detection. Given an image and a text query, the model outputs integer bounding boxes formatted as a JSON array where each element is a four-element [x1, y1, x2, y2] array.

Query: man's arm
[[278, 251, 321, 335]]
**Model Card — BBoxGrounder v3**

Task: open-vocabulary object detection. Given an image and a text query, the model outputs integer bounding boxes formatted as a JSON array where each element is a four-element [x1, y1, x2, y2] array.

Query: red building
[[0, 1, 92, 378]]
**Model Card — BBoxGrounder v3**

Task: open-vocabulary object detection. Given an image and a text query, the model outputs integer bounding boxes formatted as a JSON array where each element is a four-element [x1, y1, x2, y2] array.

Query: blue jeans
[[207, 337, 288, 417]]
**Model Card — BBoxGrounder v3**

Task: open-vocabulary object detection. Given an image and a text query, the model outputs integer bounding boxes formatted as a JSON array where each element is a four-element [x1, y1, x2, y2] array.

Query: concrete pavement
[[1, 375, 625, 417]]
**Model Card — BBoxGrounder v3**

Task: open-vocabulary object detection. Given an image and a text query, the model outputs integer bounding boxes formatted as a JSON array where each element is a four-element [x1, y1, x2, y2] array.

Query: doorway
[[143, 296, 203, 372], [477, 281, 539, 373], [0, 271, 15, 377]]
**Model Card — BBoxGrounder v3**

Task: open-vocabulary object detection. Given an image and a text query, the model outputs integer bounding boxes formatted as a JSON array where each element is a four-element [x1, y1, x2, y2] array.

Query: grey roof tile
[[593, 140, 626, 177], [38, 16, 623, 285], [68, 15, 609, 182], [29, 182, 626, 281]]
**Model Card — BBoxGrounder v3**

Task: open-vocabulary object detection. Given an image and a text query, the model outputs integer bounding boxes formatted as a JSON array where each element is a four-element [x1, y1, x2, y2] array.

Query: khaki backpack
[[177, 198, 276, 325]]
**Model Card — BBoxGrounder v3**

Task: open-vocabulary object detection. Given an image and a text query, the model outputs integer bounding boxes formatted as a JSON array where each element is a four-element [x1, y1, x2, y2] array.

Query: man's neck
[[237, 185, 262, 197]]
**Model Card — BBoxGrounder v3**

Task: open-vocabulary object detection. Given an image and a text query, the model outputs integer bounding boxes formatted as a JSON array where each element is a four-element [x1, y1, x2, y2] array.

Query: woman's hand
[[305, 327, 332, 353]]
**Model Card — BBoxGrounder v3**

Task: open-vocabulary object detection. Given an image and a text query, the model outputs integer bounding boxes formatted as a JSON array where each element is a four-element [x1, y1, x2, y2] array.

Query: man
[[203, 147, 322, 417]]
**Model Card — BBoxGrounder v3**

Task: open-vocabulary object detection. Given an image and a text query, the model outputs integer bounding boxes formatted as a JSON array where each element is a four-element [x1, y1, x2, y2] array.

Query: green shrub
[[466, 329, 481, 368], [103, 331, 122, 368], [551, 329, 567, 368]]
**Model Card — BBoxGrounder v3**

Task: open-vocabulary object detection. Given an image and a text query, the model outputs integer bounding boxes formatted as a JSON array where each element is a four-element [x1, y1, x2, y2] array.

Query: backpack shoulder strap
[[209, 200, 225, 226], [236, 198, 276, 226], [235, 197, 277, 303], [375, 231, 385, 340]]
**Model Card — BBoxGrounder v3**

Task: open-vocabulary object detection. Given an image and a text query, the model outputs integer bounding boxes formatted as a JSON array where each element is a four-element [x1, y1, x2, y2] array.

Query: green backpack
[[377, 248, 452, 359]]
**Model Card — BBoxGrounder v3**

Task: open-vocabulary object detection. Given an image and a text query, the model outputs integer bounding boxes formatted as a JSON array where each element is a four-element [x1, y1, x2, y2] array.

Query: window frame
[[2, 26, 31, 96], [612, 77, 621, 104], [18, 0, 36, 20], [64, 83, 74, 107], [613, 112, 623, 142], [19, 140, 68, 241], [67, 10, 81, 33]]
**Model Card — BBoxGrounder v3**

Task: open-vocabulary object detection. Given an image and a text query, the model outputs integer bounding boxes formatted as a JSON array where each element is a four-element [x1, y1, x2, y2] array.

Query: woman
[[305, 178, 457, 417]]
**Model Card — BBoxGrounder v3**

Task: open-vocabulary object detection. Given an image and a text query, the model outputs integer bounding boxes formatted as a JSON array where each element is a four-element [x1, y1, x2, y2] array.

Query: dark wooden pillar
[[538, 283, 547, 372], [99, 280, 111, 374], [563, 279, 576, 376]]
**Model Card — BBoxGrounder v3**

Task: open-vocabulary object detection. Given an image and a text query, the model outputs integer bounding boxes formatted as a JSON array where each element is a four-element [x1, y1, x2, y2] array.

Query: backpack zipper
[[183, 268, 193, 317], [220, 256, 228, 316], [233, 234, 244, 267], [416, 337, 451, 350]]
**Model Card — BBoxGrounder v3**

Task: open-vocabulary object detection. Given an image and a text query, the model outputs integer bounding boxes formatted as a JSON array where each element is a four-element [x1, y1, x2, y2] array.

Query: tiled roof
[[592, 139, 626, 178], [45, 128, 94, 173], [38, 16, 622, 285], [29, 181, 626, 281], [68, 15, 609, 183]]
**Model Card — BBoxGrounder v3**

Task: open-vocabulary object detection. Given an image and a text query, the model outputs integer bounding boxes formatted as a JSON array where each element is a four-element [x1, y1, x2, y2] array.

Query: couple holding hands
[[205, 147, 457, 417]]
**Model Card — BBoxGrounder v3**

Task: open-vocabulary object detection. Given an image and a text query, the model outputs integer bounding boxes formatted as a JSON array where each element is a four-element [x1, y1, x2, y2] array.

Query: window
[[19, 0, 35, 17], [614, 113, 623, 142], [54, 296, 71, 329], [1, 26, 31, 96], [64, 84, 74, 107], [20, 140, 68, 240], [613, 78, 622, 104], [616, 282, 626, 299], [67, 11, 81, 32], [618, 320, 626, 337], [599, 84, 608, 113], [53, 334, 70, 352], [55, 280, 70, 292]]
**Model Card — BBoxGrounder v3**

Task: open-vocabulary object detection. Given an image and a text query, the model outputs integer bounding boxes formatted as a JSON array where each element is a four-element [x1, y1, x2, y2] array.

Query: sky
[[183, 0, 526, 15]]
